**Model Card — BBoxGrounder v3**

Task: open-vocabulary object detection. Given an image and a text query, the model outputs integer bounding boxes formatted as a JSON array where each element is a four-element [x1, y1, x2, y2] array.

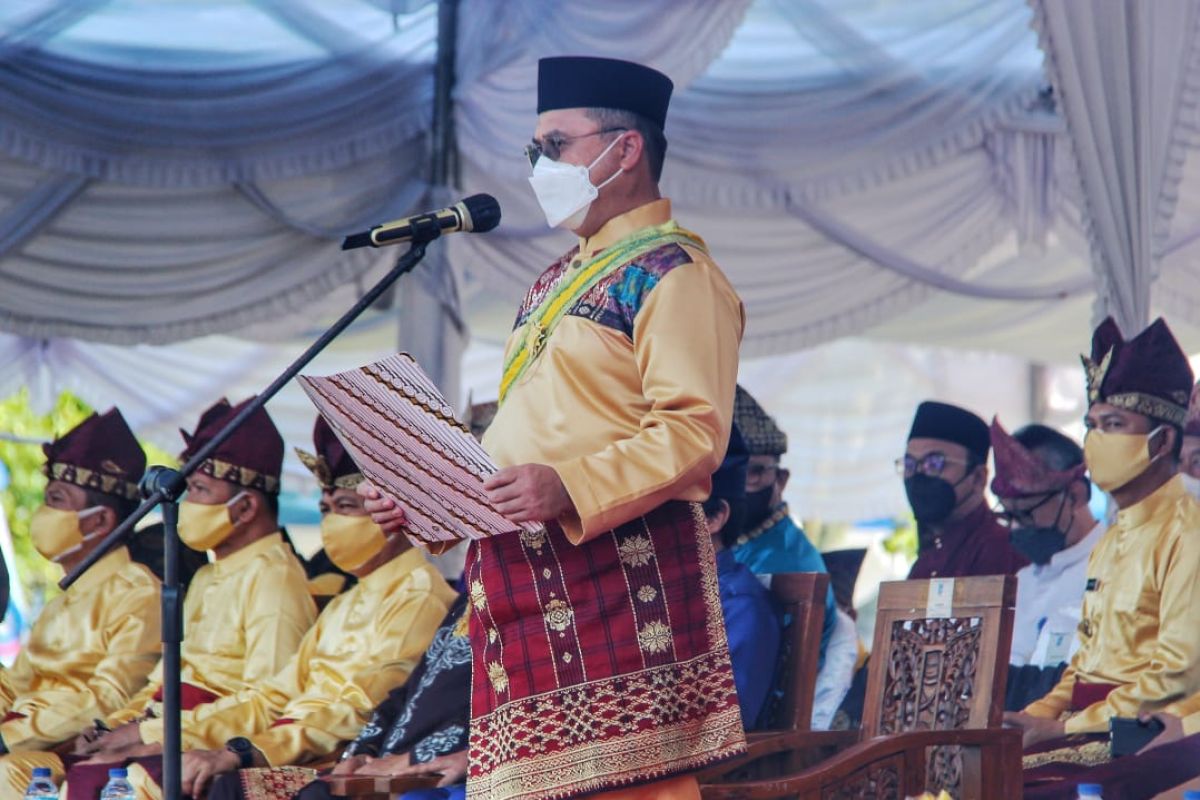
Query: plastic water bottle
[[99, 768, 135, 800], [22, 768, 56, 800], [1077, 784, 1103, 800]]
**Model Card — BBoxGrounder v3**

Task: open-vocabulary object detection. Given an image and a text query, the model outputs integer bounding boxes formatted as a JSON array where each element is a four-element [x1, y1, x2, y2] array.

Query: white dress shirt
[[1009, 520, 1105, 668]]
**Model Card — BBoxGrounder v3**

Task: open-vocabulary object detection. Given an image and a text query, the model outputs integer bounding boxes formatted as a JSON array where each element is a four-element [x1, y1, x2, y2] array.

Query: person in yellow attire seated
[[0, 408, 162, 796], [62, 397, 317, 798], [104, 415, 457, 800], [1005, 317, 1200, 789]]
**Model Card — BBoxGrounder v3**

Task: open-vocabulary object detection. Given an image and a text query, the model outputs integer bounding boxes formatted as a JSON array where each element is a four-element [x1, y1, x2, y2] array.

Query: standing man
[[990, 420, 1103, 711], [901, 400, 1027, 579], [1007, 318, 1200, 770], [730, 385, 835, 658], [0, 409, 161, 794], [365, 56, 746, 799]]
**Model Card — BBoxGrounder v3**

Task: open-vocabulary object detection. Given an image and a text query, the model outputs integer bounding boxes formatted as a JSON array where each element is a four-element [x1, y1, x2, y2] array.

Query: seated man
[[204, 595, 472, 800], [1007, 318, 1200, 782], [703, 425, 781, 730], [902, 400, 1027, 579], [65, 398, 317, 793], [0, 409, 162, 794], [103, 415, 458, 800], [990, 420, 1103, 711], [731, 386, 835, 659]]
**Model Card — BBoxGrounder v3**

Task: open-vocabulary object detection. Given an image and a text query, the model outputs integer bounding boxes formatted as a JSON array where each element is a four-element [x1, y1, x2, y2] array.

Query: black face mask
[[743, 485, 775, 531], [1009, 526, 1067, 566], [904, 474, 959, 525]]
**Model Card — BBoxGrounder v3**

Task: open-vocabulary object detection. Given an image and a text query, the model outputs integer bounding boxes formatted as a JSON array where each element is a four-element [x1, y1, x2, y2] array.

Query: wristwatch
[[225, 736, 255, 769]]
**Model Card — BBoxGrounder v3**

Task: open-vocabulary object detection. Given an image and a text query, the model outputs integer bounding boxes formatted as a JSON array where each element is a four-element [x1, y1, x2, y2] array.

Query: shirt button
[[930, 571, 938, 577], [570, 259, 581, 269]]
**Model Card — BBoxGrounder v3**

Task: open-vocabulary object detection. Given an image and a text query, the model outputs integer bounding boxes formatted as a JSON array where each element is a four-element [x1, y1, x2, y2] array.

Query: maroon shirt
[[908, 502, 1028, 579]]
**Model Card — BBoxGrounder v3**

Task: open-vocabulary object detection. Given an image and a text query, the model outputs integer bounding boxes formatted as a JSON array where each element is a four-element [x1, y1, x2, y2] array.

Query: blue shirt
[[730, 506, 836, 658], [716, 547, 782, 729]]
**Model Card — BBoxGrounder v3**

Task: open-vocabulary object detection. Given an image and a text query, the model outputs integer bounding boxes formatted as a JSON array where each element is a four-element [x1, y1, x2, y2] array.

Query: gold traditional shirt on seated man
[[0, 547, 160, 750], [1024, 476, 1200, 733], [153, 547, 455, 766], [109, 532, 316, 730]]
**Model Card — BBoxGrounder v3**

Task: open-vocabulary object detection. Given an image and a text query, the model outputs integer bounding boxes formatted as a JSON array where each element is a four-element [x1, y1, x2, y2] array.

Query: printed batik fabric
[[465, 501, 746, 800]]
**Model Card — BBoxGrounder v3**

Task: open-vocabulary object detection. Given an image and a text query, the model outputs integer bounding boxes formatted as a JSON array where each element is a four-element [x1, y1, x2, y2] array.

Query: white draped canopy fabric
[[4, 0, 1200, 517]]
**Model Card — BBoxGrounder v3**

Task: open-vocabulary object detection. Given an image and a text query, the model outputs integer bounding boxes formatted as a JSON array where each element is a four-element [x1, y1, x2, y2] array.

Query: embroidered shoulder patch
[[572, 242, 695, 337]]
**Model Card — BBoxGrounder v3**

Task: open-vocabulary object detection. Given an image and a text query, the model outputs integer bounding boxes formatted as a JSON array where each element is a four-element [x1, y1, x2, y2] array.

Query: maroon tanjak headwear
[[180, 397, 283, 495], [1186, 382, 1200, 438], [295, 416, 363, 491], [989, 417, 1086, 499], [43, 408, 145, 501], [1083, 317, 1193, 426]]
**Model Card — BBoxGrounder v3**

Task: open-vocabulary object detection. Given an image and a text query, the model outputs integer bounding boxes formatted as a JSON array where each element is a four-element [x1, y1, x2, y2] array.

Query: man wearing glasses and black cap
[[898, 400, 1027, 579]]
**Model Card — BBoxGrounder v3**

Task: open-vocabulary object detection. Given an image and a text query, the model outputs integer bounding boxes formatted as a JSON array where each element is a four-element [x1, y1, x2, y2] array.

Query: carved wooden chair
[[699, 572, 836, 782], [702, 575, 1022, 799]]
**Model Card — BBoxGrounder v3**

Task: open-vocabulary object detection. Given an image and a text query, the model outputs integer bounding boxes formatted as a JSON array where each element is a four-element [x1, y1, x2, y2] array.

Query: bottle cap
[[31, 768, 51, 778], [108, 768, 127, 779], [1182, 791, 1200, 800], [1078, 786, 1103, 797]]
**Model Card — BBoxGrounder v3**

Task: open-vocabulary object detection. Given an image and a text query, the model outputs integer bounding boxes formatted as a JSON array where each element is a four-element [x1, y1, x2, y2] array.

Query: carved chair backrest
[[861, 575, 1016, 739], [757, 572, 829, 732]]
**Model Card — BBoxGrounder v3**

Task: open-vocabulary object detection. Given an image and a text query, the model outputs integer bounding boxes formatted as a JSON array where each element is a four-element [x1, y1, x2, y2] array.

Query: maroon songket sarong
[[465, 501, 745, 800], [1025, 733, 1200, 799]]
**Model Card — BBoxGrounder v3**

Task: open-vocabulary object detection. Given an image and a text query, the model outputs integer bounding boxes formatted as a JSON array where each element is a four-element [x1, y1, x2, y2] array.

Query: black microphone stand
[[61, 229, 439, 800]]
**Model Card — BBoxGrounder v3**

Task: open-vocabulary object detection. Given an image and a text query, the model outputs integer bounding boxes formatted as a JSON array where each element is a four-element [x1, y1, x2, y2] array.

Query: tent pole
[[432, 0, 459, 189]]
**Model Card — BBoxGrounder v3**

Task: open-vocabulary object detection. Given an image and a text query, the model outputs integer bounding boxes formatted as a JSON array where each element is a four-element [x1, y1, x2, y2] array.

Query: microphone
[[341, 194, 501, 250]]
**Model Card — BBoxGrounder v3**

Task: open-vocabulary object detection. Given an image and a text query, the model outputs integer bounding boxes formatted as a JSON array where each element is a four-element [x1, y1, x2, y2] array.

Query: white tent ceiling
[[2, 0, 1200, 519]]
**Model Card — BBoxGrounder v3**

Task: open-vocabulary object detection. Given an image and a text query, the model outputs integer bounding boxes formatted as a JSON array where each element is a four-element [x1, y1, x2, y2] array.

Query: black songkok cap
[[537, 56, 673, 130], [908, 400, 990, 463]]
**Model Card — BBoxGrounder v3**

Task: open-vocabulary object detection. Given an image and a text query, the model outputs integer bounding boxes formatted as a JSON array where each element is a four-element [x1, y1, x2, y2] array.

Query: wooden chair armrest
[[697, 729, 860, 781], [322, 772, 442, 798], [702, 728, 1021, 799]]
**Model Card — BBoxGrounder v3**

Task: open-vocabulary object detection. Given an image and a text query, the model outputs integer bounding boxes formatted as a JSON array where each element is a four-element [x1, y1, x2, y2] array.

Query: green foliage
[[0, 390, 177, 606], [0, 390, 94, 604], [882, 515, 918, 561]]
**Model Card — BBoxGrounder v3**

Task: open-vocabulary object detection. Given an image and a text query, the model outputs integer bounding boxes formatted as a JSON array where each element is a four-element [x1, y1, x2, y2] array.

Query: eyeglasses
[[524, 127, 627, 167], [895, 452, 973, 478], [995, 491, 1065, 530]]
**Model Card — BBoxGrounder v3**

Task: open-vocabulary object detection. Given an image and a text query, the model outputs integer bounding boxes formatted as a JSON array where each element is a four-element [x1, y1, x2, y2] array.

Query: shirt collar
[[1115, 475, 1187, 530], [211, 531, 284, 574], [70, 545, 132, 597], [357, 546, 430, 593], [577, 198, 672, 260], [1043, 520, 1105, 571], [938, 500, 994, 542]]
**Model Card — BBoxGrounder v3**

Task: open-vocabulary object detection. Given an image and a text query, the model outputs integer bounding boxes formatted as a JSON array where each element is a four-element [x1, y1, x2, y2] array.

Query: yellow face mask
[[178, 491, 247, 552], [1084, 427, 1163, 493], [320, 512, 387, 572], [30, 504, 104, 562]]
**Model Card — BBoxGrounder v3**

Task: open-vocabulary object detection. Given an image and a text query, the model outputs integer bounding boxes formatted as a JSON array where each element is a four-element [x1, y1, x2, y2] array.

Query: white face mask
[[527, 134, 625, 230], [1182, 473, 1200, 501]]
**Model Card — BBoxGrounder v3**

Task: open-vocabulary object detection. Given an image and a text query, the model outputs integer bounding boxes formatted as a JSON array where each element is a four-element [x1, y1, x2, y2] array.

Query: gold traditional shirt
[[112, 533, 315, 733], [483, 199, 745, 543], [0, 548, 159, 750], [158, 547, 455, 766], [1024, 477, 1200, 733]]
